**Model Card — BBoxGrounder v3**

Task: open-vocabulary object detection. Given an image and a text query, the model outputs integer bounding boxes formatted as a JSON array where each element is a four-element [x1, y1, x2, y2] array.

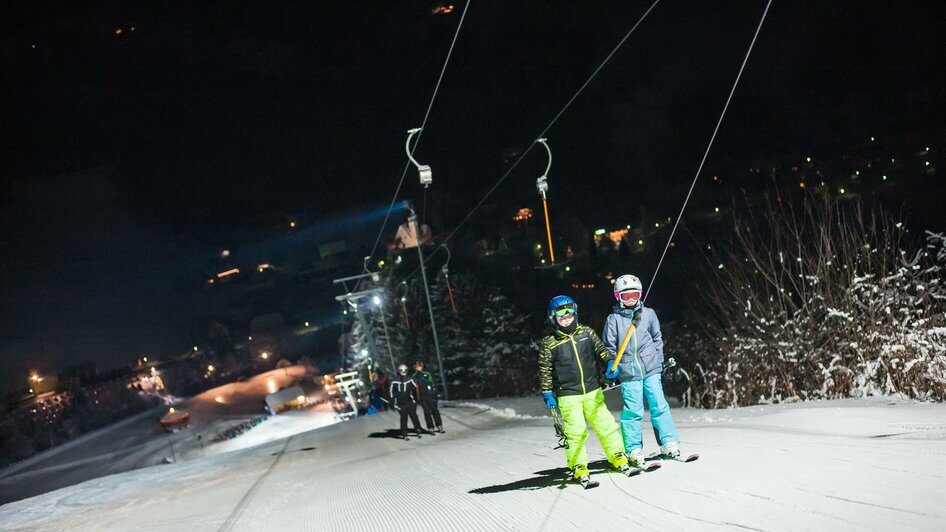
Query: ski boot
[[619, 462, 639, 477], [578, 474, 599, 489], [628, 448, 647, 468], [572, 465, 599, 488], [660, 441, 680, 459], [436, 425, 445, 434]]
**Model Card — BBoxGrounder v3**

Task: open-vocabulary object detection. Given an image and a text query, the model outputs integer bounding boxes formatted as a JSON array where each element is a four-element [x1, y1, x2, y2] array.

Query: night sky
[[3, 1, 945, 393]]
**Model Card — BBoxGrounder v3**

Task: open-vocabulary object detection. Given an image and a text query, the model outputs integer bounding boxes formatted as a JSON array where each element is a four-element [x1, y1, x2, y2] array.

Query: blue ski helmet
[[547, 295, 577, 324]]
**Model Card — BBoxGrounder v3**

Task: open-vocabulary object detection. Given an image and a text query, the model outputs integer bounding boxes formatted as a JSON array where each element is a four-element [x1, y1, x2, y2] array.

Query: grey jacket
[[602, 305, 664, 380]]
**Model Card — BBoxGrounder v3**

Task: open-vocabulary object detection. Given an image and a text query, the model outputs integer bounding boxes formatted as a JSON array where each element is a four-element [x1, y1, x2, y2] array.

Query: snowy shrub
[[683, 194, 946, 407]]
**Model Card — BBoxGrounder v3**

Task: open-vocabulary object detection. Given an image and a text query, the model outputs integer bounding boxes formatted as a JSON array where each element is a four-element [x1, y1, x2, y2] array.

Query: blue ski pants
[[619, 373, 679, 452]]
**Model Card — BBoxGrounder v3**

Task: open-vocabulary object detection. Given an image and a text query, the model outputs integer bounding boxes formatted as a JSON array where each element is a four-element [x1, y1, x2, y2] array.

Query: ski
[[648, 451, 699, 463], [621, 460, 661, 477], [638, 461, 662, 472]]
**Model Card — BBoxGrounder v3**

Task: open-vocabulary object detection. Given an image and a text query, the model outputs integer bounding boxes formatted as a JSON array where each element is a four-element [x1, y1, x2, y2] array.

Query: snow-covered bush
[[683, 195, 946, 407]]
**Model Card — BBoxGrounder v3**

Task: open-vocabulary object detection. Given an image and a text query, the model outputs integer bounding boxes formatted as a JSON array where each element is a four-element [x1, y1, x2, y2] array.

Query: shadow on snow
[[469, 459, 613, 494]]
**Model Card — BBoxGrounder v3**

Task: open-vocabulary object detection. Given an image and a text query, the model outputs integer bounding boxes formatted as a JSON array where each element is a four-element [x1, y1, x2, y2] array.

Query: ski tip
[[684, 453, 700, 462], [645, 462, 662, 471]]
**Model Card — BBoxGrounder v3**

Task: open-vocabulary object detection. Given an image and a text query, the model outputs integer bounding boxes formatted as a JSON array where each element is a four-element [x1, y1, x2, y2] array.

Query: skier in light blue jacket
[[602, 274, 680, 468]]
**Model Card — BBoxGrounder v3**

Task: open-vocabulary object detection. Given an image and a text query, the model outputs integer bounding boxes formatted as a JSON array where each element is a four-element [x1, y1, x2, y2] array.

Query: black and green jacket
[[538, 324, 612, 397], [412, 370, 438, 400]]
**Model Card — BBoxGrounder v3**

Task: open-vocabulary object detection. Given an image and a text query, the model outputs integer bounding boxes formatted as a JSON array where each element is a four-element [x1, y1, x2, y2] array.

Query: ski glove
[[542, 391, 558, 410], [604, 361, 620, 380]]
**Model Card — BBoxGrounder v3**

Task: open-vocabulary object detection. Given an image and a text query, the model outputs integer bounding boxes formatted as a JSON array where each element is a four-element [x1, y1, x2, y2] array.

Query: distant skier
[[538, 295, 631, 488], [390, 364, 426, 439], [603, 274, 681, 467], [412, 360, 444, 433]]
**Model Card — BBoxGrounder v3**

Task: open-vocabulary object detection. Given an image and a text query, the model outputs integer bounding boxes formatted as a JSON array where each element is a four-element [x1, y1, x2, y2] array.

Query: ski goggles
[[617, 290, 641, 305], [552, 306, 577, 317]]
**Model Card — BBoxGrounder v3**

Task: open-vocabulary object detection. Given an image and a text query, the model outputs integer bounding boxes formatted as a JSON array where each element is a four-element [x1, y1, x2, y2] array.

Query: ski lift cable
[[644, 0, 773, 303], [392, 0, 661, 287], [440, 0, 662, 247], [363, 0, 472, 276]]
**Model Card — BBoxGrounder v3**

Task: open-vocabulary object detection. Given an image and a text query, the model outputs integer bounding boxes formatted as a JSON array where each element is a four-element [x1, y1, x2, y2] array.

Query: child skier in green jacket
[[537, 295, 631, 488]]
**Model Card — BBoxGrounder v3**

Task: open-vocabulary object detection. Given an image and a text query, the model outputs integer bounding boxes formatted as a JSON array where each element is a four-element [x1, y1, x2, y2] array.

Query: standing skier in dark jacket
[[412, 360, 443, 433], [537, 295, 630, 487], [389, 364, 426, 439]]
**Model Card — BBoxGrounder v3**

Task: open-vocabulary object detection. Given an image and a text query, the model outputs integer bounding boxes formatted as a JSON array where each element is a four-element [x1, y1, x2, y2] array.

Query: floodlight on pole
[[536, 138, 556, 263], [405, 128, 432, 187]]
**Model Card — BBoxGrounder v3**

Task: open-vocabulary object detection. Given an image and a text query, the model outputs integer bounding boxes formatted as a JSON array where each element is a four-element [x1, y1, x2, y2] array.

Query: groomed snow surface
[[1, 391, 944, 531]]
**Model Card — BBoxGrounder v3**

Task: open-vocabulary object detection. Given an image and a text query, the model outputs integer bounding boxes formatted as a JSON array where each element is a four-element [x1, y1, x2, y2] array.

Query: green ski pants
[[558, 388, 628, 477]]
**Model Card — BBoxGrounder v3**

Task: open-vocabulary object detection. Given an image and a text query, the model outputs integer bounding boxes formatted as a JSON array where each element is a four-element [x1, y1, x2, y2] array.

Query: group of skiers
[[376, 273, 680, 488], [386, 360, 444, 439], [538, 273, 682, 488]]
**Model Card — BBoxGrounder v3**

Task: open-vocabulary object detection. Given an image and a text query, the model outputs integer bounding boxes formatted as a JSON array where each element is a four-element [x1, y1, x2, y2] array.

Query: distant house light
[[513, 208, 533, 222]]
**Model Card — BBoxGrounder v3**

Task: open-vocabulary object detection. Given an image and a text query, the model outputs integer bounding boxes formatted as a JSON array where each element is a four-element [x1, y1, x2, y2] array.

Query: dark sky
[[2, 1, 945, 393]]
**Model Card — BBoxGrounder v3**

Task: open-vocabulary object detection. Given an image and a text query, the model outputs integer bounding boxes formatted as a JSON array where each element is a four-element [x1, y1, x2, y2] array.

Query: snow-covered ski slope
[[1, 397, 944, 531]]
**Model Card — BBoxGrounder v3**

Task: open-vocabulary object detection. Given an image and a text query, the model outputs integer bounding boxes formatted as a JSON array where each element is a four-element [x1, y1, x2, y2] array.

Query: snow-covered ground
[[0, 365, 331, 505], [1, 394, 944, 531]]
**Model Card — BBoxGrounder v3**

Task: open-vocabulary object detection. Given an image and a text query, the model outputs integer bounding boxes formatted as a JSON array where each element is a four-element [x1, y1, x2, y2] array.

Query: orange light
[[512, 207, 533, 222], [115, 28, 123, 35], [799, 182, 806, 188], [217, 268, 240, 278]]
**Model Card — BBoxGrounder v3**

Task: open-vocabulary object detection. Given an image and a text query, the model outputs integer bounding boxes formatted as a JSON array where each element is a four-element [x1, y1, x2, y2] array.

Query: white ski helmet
[[613, 274, 643, 309], [613, 274, 642, 296]]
